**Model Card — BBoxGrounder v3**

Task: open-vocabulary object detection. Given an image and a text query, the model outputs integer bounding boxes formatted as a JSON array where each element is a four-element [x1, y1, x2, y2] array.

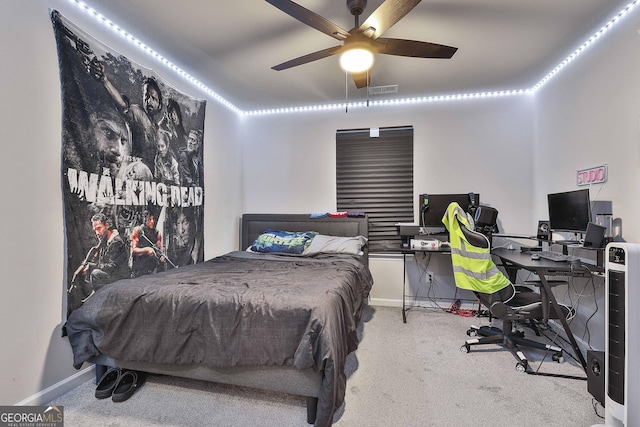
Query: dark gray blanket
[[66, 250, 373, 427]]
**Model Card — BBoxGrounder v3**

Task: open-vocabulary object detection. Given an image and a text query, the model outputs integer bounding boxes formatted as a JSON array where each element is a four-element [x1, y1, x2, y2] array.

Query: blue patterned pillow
[[250, 230, 317, 254]]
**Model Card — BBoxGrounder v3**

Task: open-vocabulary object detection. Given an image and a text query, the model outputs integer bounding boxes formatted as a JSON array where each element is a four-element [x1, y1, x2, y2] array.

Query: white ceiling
[[77, 0, 633, 111]]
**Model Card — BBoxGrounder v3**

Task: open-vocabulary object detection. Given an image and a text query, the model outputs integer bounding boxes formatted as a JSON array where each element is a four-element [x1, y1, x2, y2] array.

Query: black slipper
[[112, 370, 146, 402], [95, 367, 121, 399]]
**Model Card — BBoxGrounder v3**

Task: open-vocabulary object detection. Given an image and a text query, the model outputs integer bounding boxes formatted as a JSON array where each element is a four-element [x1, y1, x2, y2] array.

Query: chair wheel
[[467, 329, 477, 337], [460, 343, 470, 353], [552, 353, 564, 363], [515, 362, 527, 373]]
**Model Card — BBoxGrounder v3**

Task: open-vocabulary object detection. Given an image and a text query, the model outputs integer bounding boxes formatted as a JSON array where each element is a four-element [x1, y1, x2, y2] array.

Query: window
[[336, 126, 414, 253]]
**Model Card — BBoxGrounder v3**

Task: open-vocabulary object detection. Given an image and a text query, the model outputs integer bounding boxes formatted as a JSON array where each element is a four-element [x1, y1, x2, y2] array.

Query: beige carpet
[[48, 305, 604, 426]]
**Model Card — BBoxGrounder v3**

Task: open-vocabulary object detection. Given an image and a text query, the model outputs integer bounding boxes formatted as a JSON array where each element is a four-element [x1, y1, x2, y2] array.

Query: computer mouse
[[530, 253, 540, 260]]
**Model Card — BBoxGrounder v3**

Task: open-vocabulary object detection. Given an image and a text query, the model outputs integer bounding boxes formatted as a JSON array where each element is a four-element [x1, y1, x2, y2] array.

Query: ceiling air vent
[[368, 85, 398, 96]]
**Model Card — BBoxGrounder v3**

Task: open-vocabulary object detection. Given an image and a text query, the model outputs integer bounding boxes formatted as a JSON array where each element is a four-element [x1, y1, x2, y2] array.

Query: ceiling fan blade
[[266, 0, 350, 40], [375, 38, 458, 59], [352, 70, 370, 89], [272, 45, 343, 71], [358, 0, 422, 38]]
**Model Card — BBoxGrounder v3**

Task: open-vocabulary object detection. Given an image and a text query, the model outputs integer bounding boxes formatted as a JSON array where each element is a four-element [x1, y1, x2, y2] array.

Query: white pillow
[[303, 235, 367, 256]]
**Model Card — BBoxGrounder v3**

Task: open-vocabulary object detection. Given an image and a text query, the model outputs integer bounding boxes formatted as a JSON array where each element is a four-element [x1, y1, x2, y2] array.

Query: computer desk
[[492, 247, 597, 373]]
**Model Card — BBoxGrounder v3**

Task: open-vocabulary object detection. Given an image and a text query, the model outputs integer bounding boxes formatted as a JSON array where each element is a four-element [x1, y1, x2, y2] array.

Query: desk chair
[[442, 202, 570, 372]]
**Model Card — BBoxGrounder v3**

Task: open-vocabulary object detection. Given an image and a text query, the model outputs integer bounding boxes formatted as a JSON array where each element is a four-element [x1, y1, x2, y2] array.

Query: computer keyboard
[[537, 251, 578, 262], [553, 240, 581, 245]]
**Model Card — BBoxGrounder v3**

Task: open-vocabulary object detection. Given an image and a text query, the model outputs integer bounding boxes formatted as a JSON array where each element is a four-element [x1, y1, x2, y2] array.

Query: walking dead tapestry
[[51, 10, 206, 319]]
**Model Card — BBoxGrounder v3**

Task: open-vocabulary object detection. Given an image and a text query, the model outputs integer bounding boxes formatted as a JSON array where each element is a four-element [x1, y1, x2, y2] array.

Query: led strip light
[[66, 0, 639, 117], [531, 0, 639, 91], [65, 0, 241, 114]]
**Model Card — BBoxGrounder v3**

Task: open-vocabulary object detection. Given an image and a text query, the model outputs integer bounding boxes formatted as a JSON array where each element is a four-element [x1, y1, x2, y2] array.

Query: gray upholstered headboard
[[240, 214, 369, 263]]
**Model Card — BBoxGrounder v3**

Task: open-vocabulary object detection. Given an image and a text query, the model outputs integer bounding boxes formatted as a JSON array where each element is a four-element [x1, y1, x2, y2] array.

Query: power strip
[[410, 239, 440, 250]]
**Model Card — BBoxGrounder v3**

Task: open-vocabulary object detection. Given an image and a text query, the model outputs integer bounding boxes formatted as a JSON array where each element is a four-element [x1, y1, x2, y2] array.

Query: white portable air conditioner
[[597, 243, 640, 426]]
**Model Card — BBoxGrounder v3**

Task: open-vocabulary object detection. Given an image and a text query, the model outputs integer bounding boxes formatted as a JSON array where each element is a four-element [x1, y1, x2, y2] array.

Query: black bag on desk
[[474, 205, 498, 240], [583, 222, 606, 248]]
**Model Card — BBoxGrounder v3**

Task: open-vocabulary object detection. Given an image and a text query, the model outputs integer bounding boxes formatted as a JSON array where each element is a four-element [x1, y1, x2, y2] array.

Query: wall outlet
[[426, 271, 434, 284]]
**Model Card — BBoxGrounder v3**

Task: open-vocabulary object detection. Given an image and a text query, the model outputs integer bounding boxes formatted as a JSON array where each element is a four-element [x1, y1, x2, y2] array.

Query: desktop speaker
[[537, 220, 551, 241], [584, 222, 606, 248], [587, 350, 605, 407]]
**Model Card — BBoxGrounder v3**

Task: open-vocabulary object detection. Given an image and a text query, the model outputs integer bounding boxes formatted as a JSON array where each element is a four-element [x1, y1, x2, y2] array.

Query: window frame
[[336, 126, 414, 253]]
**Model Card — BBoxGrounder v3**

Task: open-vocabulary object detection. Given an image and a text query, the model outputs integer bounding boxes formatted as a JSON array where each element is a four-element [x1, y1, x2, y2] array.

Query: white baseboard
[[369, 297, 477, 311], [369, 298, 402, 307], [16, 365, 94, 406]]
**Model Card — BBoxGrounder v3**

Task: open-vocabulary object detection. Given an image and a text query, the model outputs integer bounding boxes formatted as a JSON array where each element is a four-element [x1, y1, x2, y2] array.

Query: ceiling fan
[[266, 0, 458, 89]]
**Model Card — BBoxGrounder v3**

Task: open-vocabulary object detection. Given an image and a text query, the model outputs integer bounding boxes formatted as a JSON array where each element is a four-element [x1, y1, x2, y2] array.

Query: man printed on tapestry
[[51, 11, 206, 316]]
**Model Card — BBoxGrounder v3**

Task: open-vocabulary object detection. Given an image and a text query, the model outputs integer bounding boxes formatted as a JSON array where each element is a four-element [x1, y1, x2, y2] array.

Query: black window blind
[[336, 126, 414, 253]]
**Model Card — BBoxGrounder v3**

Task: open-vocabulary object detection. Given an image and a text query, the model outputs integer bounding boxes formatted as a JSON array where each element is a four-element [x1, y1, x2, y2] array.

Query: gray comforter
[[65, 250, 373, 426]]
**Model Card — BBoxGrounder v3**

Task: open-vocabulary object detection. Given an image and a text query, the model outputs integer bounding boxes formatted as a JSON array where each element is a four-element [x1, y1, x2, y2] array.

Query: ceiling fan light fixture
[[340, 48, 374, 73]]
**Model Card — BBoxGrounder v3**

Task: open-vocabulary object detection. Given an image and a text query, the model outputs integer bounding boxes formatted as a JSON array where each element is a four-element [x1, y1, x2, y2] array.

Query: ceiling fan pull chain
[[345, 69, 349, 113], [366, 68, 370, 107]]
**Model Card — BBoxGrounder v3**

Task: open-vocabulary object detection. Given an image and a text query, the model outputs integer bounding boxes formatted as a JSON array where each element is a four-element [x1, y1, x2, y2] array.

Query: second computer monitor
[[547, 188, 591, 233], [419, 193, 480, 228]]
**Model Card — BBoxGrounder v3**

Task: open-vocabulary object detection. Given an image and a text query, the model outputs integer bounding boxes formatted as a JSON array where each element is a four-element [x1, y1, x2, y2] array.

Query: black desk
[[492, 248, 596, 372], [401, 247, 451, 323]]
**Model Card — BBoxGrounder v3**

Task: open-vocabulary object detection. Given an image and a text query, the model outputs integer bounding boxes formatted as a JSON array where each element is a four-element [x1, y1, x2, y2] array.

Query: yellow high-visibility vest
[[442, 202, 510, 294]]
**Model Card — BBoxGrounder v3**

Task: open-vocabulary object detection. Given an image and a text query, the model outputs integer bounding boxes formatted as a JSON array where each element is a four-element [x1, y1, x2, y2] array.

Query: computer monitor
[[547, 189, 591, 233], [419, 193, 480, 228]]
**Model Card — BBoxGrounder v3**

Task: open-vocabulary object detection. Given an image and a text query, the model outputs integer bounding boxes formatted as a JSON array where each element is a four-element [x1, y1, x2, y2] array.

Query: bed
[[65, 213, 373, 427]]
